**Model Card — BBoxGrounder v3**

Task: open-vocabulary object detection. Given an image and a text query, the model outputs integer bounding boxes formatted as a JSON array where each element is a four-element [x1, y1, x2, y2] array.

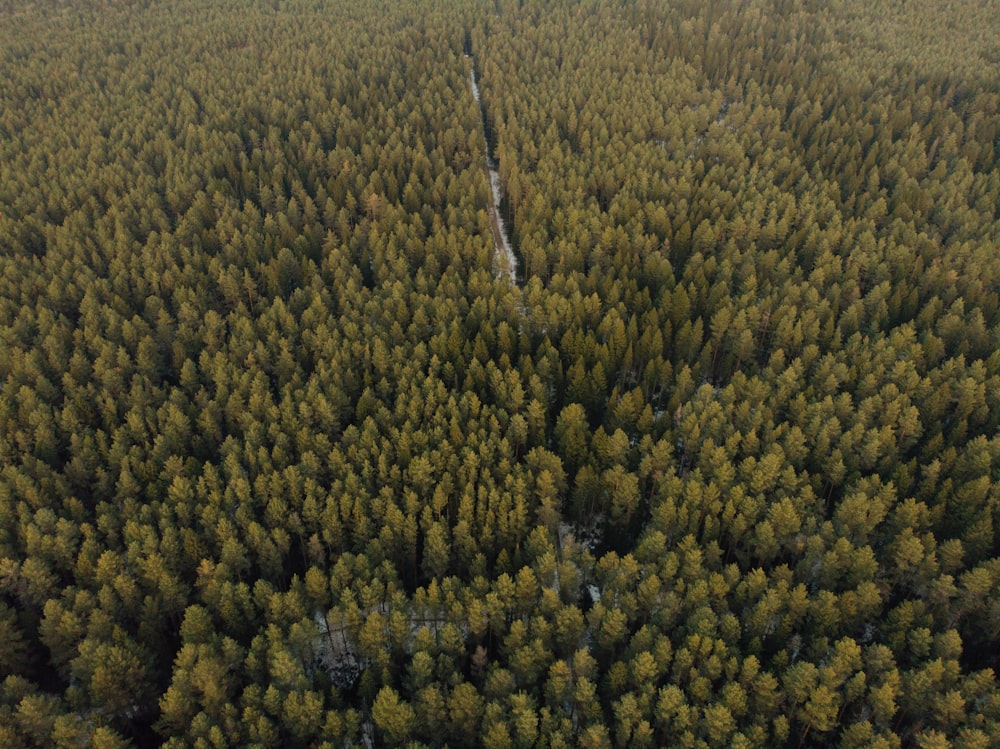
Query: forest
[[1, 0, 999, 746]]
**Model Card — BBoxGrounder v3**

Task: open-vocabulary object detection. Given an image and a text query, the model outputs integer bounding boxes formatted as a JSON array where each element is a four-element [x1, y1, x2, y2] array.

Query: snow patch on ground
[[559, 520, 602, 552], [312, 611, 362, 691]]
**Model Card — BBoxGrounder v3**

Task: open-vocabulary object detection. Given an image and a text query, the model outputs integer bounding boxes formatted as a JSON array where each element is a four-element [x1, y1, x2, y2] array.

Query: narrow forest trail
[[465, 53, 518, 285]]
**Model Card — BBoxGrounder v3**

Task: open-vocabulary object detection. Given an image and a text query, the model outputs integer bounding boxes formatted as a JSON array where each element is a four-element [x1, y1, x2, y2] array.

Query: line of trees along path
[[466, 51, 518, 285]]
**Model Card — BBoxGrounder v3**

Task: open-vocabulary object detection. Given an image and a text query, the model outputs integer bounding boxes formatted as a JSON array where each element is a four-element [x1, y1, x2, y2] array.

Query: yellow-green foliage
[[0, 1, 998, 747]]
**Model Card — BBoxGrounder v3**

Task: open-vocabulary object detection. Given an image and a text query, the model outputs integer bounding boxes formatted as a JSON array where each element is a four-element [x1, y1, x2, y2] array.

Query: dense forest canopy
[[832, 0, 1000, 84], [1, 0, 999, 746]]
